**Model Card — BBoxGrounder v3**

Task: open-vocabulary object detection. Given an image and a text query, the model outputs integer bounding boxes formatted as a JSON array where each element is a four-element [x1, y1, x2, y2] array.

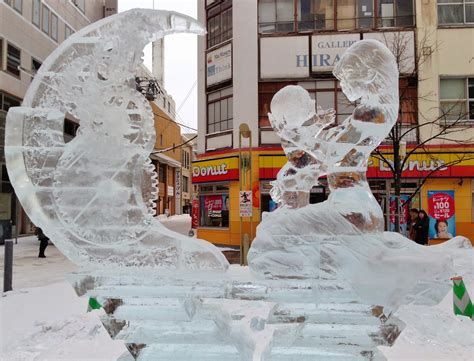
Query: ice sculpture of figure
[[4, 9, 228, 270], [248, 40, 470, 303], [268, 88, 335, 208]]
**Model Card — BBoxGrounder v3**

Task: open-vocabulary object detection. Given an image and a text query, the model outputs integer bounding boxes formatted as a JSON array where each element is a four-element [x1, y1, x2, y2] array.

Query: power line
[[176, 80, 197, 114], [151, 135, 197, 154], [152, 111, 197, 131]]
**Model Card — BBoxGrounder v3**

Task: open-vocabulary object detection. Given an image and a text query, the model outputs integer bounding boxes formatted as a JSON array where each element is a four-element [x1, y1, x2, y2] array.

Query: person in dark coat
[[414, 210, 429, 245], [34, 226, 49, 258], [408, 208, 419, 241]]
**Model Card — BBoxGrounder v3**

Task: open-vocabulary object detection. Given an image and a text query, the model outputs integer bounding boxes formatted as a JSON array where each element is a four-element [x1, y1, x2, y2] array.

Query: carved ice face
[[334, 55, 376, 102]]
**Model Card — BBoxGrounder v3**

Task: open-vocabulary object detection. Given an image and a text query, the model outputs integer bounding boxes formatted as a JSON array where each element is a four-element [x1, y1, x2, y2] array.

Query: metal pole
[[3, 239, 13, 292]]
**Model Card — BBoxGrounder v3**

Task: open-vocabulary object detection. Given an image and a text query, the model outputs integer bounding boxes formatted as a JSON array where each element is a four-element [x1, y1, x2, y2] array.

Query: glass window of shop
[[207, 0, 232, 48], [258, 0, 414, 33], [207, 87, 233, 134], [199, 183, 230, 228]]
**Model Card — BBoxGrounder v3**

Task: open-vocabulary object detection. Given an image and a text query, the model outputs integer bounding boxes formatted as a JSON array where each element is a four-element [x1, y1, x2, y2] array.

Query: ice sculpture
[[4, 9, 228, 270], [248, 40, 471, 303], [6, 12, 472, 360]]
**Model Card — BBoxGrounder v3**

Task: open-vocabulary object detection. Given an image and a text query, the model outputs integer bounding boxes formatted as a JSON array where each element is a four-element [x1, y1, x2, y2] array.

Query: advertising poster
[[389, 195, 410, 236], [205, 195, 223, 218], [428, 190, 456, 239]]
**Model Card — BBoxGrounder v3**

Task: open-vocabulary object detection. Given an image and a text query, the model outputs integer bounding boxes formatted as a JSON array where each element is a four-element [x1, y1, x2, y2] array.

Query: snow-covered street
[[1, 215, 473, 360]]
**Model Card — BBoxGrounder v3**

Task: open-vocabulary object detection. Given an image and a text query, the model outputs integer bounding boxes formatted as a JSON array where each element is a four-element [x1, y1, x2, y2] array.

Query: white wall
[[232, 0, 258, 148]]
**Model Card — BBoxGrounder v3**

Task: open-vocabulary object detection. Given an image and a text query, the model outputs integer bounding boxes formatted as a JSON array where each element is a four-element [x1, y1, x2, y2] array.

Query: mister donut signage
[[192, 157, 239, 183]]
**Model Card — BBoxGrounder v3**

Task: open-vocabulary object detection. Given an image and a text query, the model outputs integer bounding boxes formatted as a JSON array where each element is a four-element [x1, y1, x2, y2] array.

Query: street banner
[[389, 195, 410, 236], [191, 199, 199, 229], [239, 191, 252, 217], [428, 190, 456, 239]]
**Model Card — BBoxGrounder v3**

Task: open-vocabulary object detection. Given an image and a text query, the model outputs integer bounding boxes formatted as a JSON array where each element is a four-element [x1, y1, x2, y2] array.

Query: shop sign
[[167, 186, 174, 197], [389, 195, 410, 237], [428, 191, 456, 239], [175, 169, 181, 198], [192, 157, 239, 183], [192, 198, 199, 229], [239, 191, 252, 217], [207, 43, 232, 86], [367, 152, 474, 178], [311, 34, 360, 72], [260, 36, 309, 79]]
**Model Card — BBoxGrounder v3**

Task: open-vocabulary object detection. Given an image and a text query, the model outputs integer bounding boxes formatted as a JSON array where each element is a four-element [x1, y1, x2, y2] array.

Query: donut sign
[[428, 191, 456, 239]]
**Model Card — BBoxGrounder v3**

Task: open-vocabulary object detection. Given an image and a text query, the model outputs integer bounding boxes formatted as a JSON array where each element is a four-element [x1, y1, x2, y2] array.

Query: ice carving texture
[[4, 9, 228, 270], [248, 40, 471, 307]]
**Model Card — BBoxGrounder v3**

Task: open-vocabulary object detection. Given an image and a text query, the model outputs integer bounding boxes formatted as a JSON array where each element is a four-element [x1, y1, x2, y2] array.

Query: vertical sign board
[[239, 191, 252, 217], [206, 43, 232, 86], [175, 169, 181, 215], [428, 190, 456, 239], [389, 195, 410, 236], [191, 198, 199, 229]]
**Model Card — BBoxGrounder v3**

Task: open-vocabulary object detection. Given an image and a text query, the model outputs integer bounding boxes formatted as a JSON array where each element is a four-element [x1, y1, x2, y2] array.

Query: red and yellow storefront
[[193, 146, 474, 246]]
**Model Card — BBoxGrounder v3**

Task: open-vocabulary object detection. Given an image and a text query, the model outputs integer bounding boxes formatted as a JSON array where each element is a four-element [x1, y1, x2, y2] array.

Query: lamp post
[[239, 123, 252, 266]]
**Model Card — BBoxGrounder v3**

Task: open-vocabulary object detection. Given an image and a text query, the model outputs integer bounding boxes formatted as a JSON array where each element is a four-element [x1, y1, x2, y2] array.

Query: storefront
[[193, 146, 474, 246]]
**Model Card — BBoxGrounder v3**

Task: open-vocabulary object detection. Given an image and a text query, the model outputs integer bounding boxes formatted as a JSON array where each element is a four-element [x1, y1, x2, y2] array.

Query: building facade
[[195, 0, 474, 246], [181, 133, 196, 215], [0, 0, 117, 235]]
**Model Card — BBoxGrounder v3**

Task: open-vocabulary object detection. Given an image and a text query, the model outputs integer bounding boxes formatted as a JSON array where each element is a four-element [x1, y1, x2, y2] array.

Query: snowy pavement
[[1, 215, 473, 360]]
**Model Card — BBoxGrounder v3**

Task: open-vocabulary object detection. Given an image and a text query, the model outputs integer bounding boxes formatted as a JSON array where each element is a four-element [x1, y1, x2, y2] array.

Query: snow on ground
[[1, 216, 473, 360]]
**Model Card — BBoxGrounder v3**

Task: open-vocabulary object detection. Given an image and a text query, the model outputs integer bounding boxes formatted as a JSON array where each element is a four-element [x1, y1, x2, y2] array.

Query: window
[[258, 0, 414, 33], [51, 13, 58, 41], [207, 0, 232, 48], [32, 0, 41, 27], [159, 164, 166, 183], [6, 43, 21, 77], [199, 184, 229, 228], [31, 58, 42, 76], [12, 0, 22, 13], [0, 39, 3, 70], [65, 25, 74, 39], [378, 0, 415, 27], [42, 5, 50, 35], [438, 1, 474, 25], [183, 176, 189, 193], [0, 92, 21, 112], [440, 77, 474, 122], [297, 0, 335, 31], [207, 87, 233, 134], [73, 0, 86, 13]]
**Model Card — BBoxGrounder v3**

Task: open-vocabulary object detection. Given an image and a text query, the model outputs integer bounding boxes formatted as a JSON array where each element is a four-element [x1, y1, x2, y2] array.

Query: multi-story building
[[195, 0, 474, 246], [0, 0, 117, 235], [181, 133, 196, 215], [136, 65, 183, 217]]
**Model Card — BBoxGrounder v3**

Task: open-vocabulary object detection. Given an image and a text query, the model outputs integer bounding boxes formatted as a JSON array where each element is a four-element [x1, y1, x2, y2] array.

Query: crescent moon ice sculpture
[[5, 9, 228, 270]]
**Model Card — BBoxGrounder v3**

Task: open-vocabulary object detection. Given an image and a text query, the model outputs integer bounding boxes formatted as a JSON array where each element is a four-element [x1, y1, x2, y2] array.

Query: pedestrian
[[408, 208, 419, 241], [414, 210, 429, 245], [34, 226, 49, 258]]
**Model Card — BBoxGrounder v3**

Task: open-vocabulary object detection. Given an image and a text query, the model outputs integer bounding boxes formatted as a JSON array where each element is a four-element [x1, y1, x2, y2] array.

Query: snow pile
[[0, 282, 126, 361]]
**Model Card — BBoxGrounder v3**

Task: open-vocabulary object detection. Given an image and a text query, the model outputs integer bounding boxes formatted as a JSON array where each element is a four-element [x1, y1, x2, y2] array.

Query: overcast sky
[[118, 0, 198, 131]]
